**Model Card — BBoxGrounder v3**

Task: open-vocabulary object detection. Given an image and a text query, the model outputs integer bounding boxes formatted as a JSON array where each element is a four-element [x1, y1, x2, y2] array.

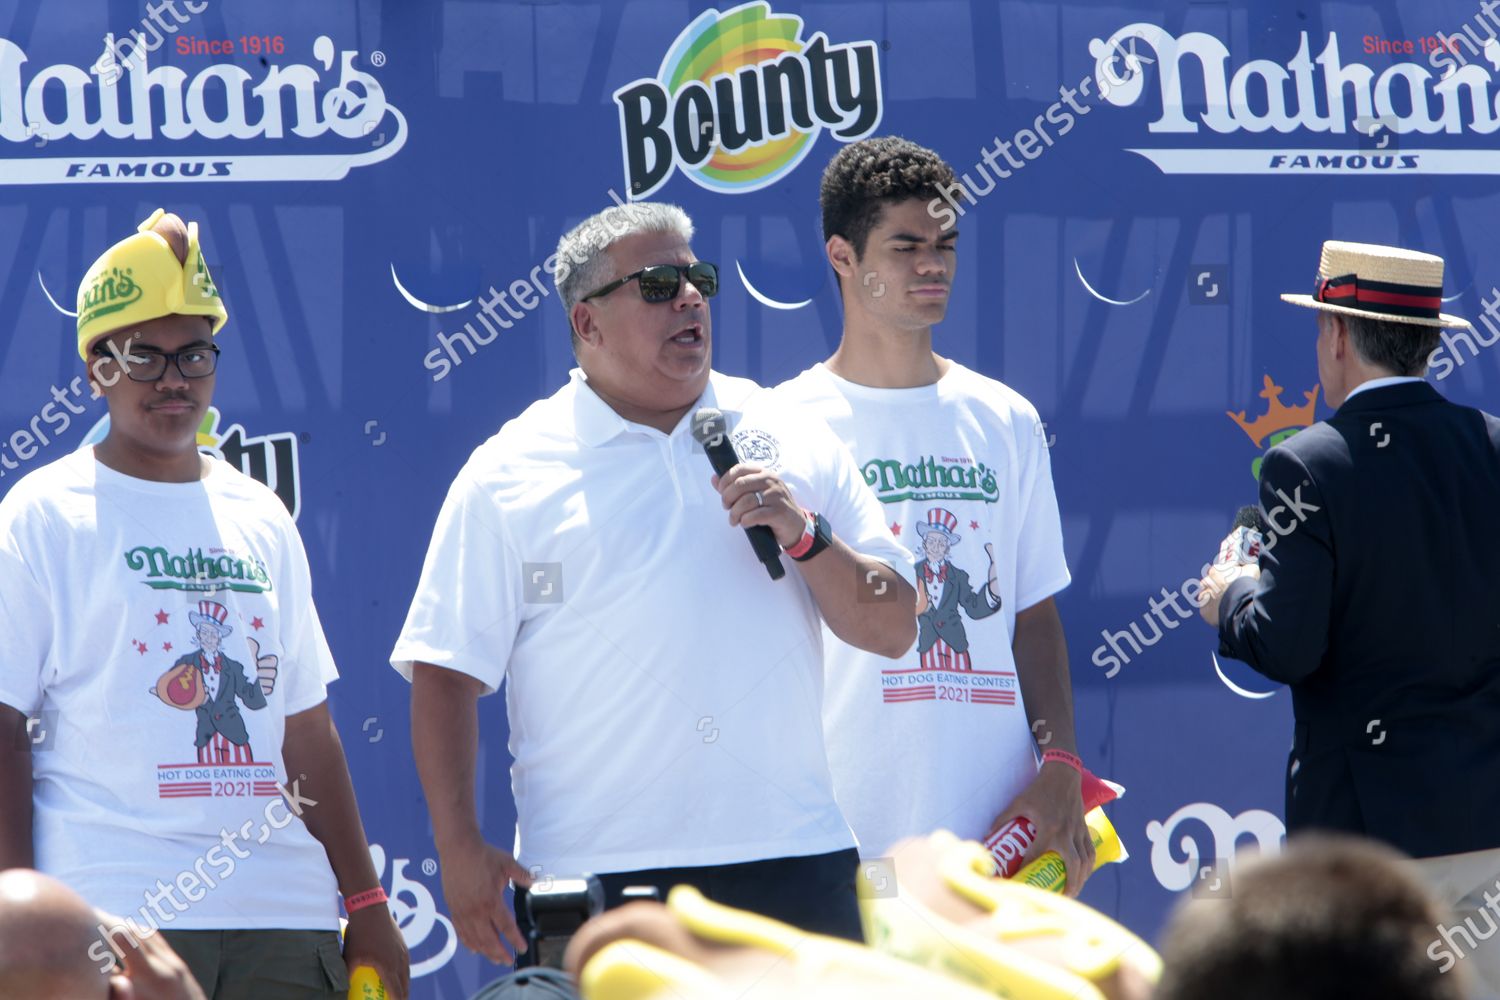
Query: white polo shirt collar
[[391, 366, 920, 875], [569, 367, 719, 448]]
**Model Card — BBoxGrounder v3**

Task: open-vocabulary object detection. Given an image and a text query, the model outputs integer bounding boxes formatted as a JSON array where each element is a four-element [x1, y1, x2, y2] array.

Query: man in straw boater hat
[[0, 210, 408, 998], [1199, 241, 1500, 994]]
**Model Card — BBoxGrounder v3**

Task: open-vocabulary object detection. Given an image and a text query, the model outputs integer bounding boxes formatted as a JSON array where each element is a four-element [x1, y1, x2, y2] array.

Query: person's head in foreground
[[76, 208, 227, 483], [820, 135, 959, 334], [0, 868, 204, 1000], [0, 868, 111, 998], [556, 202, 717, 432], [1154, 833, 1467, 1000], [1279, 240, 1468, 408]]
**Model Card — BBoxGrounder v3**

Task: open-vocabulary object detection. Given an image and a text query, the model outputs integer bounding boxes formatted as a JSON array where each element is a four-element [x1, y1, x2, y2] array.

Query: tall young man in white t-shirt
[[779, 137, 1096, 894], [0, 211, 407, 997]]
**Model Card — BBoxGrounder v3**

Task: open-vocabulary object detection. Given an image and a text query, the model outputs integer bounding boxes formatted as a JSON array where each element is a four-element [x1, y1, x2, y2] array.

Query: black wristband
[[790, 511, 832, 562]]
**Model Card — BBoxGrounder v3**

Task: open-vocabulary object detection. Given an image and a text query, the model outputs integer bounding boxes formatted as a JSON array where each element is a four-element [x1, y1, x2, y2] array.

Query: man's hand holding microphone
[[1198, 506, 1268, 623]]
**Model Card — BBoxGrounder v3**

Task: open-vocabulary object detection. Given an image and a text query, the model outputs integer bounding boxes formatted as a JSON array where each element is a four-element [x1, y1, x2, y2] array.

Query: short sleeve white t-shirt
[[0, 449, 340, 930], [391, 369, 912, 875], [778, 361, 1071, 858]]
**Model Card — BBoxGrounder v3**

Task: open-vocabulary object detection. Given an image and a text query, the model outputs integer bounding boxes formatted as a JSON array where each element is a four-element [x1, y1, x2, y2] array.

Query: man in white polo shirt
[[391, 202, 916, 964]]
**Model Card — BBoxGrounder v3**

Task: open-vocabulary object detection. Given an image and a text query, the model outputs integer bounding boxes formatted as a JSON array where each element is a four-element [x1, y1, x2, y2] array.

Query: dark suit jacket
[[171, 650, 265, 748], [1219, 381, 1500, 858], [916, 559, 1001, 654]]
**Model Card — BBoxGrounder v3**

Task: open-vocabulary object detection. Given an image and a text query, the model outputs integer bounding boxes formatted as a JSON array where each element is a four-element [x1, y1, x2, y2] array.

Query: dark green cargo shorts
[[161, 928, 348, 999]]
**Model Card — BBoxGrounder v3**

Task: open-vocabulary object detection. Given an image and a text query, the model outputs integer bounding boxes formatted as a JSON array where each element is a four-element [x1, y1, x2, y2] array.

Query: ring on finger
[[754, 491, 764, 507]]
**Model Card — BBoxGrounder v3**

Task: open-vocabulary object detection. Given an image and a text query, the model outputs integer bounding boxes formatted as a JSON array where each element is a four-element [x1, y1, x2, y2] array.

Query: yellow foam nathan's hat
[[75, 208, 228, 360], [578, 885, 998, 1000], [859, 830, 1162, 999]]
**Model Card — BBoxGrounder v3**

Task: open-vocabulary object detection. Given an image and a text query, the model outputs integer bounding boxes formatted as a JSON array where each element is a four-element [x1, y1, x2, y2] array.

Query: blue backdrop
[[2, 1, 1498, 995]]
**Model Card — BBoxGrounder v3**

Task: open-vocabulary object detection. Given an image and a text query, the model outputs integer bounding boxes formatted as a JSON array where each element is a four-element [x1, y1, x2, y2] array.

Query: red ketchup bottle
[[984, 814, 1040, 877], [982, 767, 1121, 877]]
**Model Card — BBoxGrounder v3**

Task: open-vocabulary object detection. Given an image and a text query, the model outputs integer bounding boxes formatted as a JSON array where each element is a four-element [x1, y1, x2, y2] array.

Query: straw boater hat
[[1281, 241, 1469, 329]]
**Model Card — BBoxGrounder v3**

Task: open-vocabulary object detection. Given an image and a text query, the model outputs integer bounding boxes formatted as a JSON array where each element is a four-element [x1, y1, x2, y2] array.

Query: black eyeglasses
[[93, 344, 220, 382], [582, 262, 719, 304]]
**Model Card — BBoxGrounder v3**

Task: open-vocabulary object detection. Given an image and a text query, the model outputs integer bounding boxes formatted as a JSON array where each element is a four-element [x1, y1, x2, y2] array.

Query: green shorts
[[161, 928, 348, 1000]]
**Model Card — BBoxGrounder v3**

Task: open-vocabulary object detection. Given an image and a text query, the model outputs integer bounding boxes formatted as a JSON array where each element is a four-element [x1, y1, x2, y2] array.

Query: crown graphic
[[1227, 375, 1319, 446]]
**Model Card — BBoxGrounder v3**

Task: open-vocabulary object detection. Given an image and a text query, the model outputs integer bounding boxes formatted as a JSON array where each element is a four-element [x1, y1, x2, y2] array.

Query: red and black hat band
[[1313, 272, 1442, 320]]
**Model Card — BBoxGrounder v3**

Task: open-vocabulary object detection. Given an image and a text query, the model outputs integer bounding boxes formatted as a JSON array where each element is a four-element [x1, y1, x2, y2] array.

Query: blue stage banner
[[1, 2, 1496, 996]]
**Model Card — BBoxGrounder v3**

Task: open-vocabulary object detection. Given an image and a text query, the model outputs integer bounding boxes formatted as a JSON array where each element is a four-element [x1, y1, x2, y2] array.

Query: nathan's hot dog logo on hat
[[79, 266, 144, 328], [616, 1, 883, 198]]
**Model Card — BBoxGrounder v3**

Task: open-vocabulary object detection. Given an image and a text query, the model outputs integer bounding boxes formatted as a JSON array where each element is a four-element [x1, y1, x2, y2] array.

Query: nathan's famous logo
[[0, 34, 405, 185], [861, 455, 999, 505], [1228, 375, 1319, 479], [78, 266, 143, 329], [123, 544, 273, 594], [1091, 21, 1500, 174], [81, 406, 302, 518], [615, 1, 882, 198]]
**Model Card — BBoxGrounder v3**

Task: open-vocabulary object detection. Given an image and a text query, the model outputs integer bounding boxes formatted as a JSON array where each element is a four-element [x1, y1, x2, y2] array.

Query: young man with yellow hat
[[0, 210, 409, 998], [1199, 240, 1500, 995]]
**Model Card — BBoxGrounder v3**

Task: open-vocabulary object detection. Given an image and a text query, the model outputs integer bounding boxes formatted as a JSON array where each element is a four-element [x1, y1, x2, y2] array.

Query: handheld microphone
[[1216, 506, 1269, 570], [1232, 505, 1270, 535], [691, 407, 786, 581]]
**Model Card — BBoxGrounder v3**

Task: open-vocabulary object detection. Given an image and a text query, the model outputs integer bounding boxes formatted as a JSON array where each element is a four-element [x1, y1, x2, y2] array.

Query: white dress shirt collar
[[1343, 375, 1424, 403]]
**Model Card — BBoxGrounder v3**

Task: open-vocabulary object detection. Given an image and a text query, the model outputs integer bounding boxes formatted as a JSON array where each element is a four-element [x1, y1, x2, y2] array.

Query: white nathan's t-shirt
[[391, 369, 913, 875], [779, 362, 1071, 858], [0, 449, 340, 930]]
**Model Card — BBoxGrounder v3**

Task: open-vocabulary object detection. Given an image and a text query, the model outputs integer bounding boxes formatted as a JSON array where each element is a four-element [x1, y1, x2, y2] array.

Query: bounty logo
[[615, 1, 882, 198], [1091, 22, 1500, 174], [0, 34, 406, 184], [1227, 375, 1319, 479], [81, 406, 302, 518]]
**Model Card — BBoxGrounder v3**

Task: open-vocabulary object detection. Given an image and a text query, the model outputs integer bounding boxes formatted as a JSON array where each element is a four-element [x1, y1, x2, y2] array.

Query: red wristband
[[1041, 748, 1084, 776], [343, 887, 388, 914], [783, 509, 816, 559]]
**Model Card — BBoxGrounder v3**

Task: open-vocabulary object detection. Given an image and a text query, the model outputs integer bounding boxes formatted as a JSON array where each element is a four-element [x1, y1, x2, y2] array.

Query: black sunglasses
[[582, 262, 719, 304]]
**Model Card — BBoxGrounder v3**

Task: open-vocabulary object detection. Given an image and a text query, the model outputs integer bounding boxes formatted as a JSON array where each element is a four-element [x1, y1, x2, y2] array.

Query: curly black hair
[[819, 136, 957, 259]]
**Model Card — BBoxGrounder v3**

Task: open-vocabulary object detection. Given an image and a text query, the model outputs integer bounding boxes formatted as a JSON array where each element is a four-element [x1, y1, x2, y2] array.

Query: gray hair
[[1340, 312, 1442, 377], [555, 202, 695, 319]]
